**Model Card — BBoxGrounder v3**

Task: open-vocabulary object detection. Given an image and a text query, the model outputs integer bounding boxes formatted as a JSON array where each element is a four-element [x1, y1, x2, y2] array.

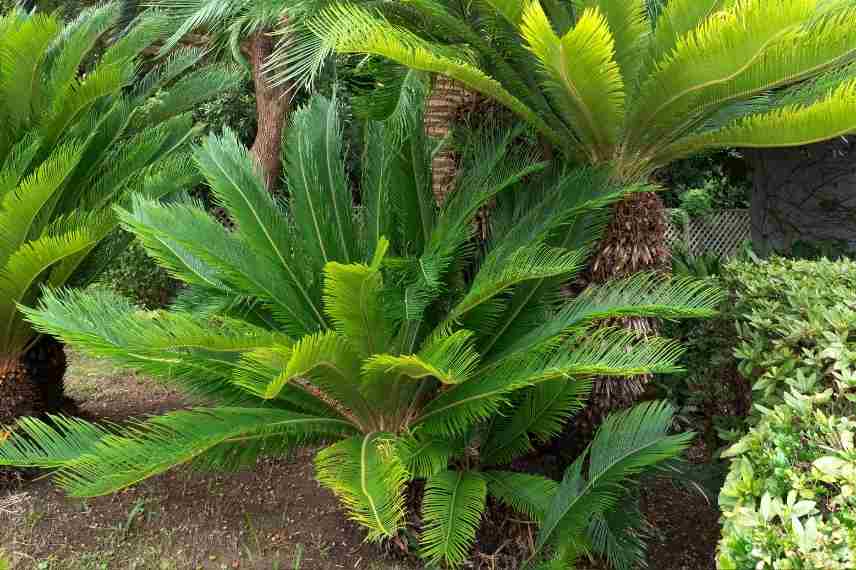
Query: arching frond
[[315, 433, 408, 542], [484, 470, 559, 522], [0, 408, 355, 497], [420, 470, 487, 567]]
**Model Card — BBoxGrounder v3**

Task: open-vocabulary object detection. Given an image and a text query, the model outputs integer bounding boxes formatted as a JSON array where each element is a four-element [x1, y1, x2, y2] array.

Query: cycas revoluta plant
[[1, 94, 719, 567], [0, 4, 240, 424], [279, 0, 856, 417]]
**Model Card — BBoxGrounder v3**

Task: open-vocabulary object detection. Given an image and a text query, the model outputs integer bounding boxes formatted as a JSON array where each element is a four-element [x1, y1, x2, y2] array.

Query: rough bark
[[0, 336, 68, 426], [746, 137, 856, 256], [567, 192, 670, 454], [424, 76, 477, 205], [248, 30, 290, 193]]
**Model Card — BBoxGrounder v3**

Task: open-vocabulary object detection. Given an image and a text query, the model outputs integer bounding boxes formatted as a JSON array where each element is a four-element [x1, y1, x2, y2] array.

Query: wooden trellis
[[665, 209, 751, 258]]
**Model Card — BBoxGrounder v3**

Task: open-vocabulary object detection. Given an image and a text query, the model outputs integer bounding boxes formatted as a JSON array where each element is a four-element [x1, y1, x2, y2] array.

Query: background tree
[[288, 0, 856, 416], [141, 0, 298, 191], [0, 4, 239, 425]]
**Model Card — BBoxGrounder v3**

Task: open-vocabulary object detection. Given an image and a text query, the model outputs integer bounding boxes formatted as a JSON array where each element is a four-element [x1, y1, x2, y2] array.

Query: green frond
[[575, 0, 649, 85], [521, 3, 625, 161], [627, 0, 817, 152], [315, 433, 408, 542], [323, 240, 391, 359], [420, 470, 487, 567], [23, 288, 285, 404], [397, 433, 461, 479], [478, 0, 527, 26], [660, 78, 856, 161], [484, 470, 558, 522], [488, 274, 723, 365], [450, 245, 586, 321], [482, 379, 591, 465], [305, 3, 566, 150], [529, 401, 692, 565], [645, 0, 722, 77], [142, 64, 244, 126], [0, 408, 355, 497], [285, 94, 358, 269], [194, 129, 326, 328]]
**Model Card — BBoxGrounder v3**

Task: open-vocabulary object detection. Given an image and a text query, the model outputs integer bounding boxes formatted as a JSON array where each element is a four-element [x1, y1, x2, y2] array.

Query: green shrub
[[95, 236, 180, 309], [718, 257, 856, 570]]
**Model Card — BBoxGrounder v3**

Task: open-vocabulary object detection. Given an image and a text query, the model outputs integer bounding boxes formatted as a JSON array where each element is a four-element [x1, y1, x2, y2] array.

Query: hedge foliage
[[718, 258, 856, 570]]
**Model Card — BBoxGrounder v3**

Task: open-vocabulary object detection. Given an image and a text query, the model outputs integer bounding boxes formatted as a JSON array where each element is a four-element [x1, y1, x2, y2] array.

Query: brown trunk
[[0, 336, 68, 426], [566, 192, 670, 455], [424, 76, 477, 205], [248, 30, 290, 193]]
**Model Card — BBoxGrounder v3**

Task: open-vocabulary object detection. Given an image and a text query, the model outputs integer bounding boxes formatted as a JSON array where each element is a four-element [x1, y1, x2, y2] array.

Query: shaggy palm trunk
[[248, 30, 290, 193], [0, 337, 68, 426], [425, 76, 476, 205], [569, 192, 669, 452]]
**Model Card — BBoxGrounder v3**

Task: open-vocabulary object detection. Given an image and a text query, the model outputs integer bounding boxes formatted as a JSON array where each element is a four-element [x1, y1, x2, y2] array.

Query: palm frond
[[315, 433, 408, 541], [420, 470, 487, 567], [484, 470, 558, 522]]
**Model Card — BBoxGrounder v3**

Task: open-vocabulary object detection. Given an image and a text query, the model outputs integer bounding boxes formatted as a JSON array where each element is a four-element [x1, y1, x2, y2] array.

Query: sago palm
[[0, 4, 239, 424], [1, 94, 718, 567], [281, 0, 856, 418]]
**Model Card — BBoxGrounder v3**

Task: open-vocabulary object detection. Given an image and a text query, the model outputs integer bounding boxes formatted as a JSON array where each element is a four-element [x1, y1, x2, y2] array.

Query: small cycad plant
[[1, 94, 718, 568]]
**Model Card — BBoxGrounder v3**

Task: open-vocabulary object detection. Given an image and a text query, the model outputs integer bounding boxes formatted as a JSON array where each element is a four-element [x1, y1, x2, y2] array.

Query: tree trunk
[[424, 76, 476, 205], [746, 137, 856, 256], [0, 336, 68, 426], [567, 192, 670, 455], [248, 30, 290, 193]]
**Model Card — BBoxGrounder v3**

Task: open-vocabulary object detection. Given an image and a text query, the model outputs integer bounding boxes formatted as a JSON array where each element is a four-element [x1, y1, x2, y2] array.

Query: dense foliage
[[718, 258, 856, 569], [94, 237, 179, 308], [285, 0, 856, 180], [0, 4, 237, 375], [0, 92, 721, 568]]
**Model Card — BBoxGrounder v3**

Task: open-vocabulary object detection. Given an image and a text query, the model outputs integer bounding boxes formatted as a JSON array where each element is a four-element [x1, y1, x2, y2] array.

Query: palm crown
[[2, 91, 720, 566], [281, 0, 856, 180], [0, 4, 239, 371]]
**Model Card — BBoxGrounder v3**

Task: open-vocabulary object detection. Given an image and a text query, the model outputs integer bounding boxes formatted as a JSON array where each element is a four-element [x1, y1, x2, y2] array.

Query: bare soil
[[1, 354, 720, 569]]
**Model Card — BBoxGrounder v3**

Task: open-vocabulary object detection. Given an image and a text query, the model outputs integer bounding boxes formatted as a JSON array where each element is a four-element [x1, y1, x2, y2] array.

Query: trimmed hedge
[[717, 258, 856, 570]]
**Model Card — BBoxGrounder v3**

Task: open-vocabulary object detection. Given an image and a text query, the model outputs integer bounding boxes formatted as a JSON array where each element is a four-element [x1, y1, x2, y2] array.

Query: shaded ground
[[1, 354, 720, 569]]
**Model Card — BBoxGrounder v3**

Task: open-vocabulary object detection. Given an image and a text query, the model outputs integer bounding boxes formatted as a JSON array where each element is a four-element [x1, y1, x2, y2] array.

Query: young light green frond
[[529, 401, 692, 565], [627, 0, 817, 152], [575, 0, 649, 84], [660, 78, 856, 161], [482, 379, 591, 465], [484, 470, 559, 522], [315, 433, 409, 542], [2, 407, 355, 497], [323, 242, 391, 359], [645, 0, 722, 76], [450, 245, 587, 321], [22, 287, 284, 404], [285, 94, 358, 270], [521, 3, 625, 161], [420, 470, 487, 567]]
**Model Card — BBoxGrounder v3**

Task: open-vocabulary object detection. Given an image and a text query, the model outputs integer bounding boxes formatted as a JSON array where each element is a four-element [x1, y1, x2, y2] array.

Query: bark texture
[[747, 137, 856, 256], [568, 192, 670, 454], [424, 76, 477, 205], [0, 336, 68, 426], [248, 30, 290, 193]]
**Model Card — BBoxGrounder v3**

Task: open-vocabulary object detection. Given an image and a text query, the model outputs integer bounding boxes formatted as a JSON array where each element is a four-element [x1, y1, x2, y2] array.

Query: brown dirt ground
[[1, 354, 720, 570]]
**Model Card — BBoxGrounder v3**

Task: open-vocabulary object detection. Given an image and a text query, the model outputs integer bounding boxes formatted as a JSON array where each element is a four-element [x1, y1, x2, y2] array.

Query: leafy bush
[[0, 94, 720, 568], [95, 236, 179, 309], [718, 258, 856, 570]]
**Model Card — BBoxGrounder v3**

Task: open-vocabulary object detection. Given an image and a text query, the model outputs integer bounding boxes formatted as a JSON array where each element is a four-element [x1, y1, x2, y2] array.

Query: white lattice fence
[[665, 209, 750, 258]]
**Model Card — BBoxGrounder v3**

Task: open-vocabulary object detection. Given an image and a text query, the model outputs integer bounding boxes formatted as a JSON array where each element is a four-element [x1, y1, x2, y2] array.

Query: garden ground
[[1, 355, 720, 570]]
